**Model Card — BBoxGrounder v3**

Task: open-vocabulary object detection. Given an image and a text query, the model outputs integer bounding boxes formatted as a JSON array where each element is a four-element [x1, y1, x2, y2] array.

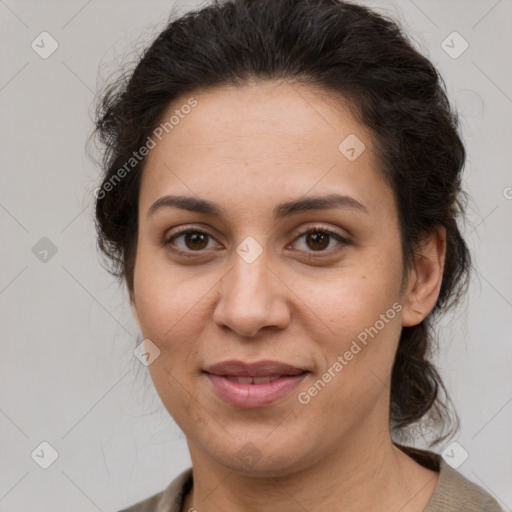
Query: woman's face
[[131, 81, 415, 475]]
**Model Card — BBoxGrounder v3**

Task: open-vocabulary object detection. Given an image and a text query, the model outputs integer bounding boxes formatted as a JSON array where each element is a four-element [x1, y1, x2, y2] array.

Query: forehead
[[139, 81, 393, 220]]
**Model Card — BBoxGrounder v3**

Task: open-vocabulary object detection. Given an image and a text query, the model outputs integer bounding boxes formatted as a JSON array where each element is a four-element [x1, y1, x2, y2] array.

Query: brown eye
[[292, 227, 350, 254], [305, 231, 330, 251], [182, 232, 209, 250], [165, 229, 219, 254]]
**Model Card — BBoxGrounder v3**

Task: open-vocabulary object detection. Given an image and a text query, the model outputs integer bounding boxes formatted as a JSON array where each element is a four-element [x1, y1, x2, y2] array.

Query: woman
[[93, 0, 502, 510]]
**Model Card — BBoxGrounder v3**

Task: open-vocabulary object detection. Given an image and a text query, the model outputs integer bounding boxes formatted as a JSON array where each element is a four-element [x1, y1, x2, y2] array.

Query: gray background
[[1, 0, 511, 510]]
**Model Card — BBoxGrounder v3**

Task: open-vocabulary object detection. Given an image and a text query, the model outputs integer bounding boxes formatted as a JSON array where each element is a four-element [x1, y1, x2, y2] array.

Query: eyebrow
[[147, 193, 368, 220]]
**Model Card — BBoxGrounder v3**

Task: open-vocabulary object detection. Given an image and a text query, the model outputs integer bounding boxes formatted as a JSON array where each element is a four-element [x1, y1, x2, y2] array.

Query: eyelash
[[163, 225, 351, 258]]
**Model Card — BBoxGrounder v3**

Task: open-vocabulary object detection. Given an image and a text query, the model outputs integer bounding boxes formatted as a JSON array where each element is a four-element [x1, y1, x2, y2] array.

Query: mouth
[[203, 360, 310, 408], [204, 359, 308, 376], [222, 374, 284, 384]]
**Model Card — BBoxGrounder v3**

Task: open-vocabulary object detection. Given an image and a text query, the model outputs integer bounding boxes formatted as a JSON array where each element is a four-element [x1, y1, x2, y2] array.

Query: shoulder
[[426, 458, 503, 512], [397, 444, 503, 511], [117, 491, 163, 512], [116, 467, 193, 512]]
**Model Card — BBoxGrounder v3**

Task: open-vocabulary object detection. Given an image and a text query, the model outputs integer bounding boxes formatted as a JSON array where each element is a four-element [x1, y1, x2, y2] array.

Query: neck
[[182, 427, 438, 512]]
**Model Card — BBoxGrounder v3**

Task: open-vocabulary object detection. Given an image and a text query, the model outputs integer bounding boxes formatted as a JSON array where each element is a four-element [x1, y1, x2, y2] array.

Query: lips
[[204, 359, 307, 377], [203, 359, 309, 408]]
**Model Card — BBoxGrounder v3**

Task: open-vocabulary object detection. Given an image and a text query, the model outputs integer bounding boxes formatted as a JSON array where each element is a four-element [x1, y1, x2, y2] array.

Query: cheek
[[291, 251, 403, 407], [294, 254, 403, 341], [296, 301, 402, 433], [132, 244, 209, 338], [132, 251, 208, 425]]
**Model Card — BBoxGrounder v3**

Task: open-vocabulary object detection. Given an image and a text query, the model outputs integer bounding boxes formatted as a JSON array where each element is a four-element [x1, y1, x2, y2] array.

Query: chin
[[204, 431, 319, 478]]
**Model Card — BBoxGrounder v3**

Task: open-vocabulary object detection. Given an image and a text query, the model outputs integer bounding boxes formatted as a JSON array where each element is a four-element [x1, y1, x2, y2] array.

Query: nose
[[212, 249, 291, 338]]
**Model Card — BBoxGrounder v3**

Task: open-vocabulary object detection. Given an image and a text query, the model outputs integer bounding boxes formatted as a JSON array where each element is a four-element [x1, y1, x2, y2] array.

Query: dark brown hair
[[92, 0, 471, 445]]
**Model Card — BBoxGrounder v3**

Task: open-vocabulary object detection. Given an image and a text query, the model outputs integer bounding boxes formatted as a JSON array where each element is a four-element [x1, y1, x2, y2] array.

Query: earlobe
[[401, 227, 446, 327]]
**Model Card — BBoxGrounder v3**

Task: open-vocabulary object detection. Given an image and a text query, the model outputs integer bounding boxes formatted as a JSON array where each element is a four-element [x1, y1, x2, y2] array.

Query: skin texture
[[130, 81, 446, 511]]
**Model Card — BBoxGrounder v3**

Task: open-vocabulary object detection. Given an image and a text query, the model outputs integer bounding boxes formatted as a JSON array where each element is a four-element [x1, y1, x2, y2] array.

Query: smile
[[205, 372, 309, 408]]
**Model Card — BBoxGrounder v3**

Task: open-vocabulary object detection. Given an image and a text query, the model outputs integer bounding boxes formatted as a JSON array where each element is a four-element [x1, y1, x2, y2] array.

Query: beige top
[[118, 445, 503, 512]]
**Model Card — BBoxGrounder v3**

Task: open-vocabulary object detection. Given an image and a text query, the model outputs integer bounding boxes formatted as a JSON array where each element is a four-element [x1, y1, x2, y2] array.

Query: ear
[[401, 226, 446, 327]]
